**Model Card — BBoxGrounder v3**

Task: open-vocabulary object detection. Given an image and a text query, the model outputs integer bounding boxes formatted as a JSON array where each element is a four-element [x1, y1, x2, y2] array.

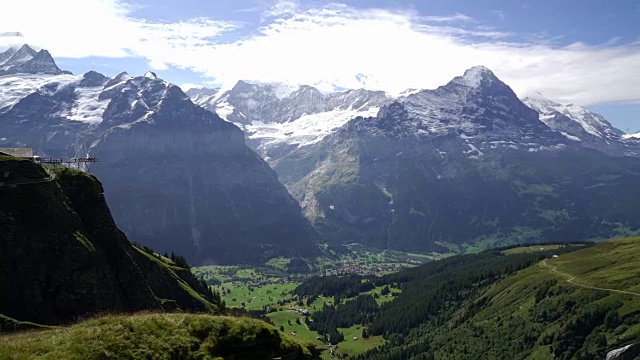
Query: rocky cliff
[[0, 157, 216, 326]]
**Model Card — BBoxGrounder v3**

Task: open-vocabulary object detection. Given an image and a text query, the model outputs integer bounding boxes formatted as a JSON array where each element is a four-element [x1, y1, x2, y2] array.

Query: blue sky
[[1, 0, 639, 132]]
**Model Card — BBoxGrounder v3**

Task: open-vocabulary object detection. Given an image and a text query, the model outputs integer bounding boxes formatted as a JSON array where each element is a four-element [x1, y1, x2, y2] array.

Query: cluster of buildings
[[321, 262, 408, 277], [288, 306, 310, 316]]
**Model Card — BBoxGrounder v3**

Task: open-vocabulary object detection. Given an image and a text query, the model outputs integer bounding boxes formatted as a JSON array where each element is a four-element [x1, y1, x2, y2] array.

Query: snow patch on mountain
[[245, 107, 380, 157], [187, 82, 389, 159], [560, 132, 582, 142], [57, 86, 109, 124], [0, 74, 79, 111], [214, 97, 234, 120], [623, 132, 640, 140]]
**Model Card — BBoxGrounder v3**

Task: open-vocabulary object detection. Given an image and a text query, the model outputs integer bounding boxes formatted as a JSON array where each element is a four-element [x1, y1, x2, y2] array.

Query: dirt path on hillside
[[0, 168, 55, 187], [541, 259, 640, 297]]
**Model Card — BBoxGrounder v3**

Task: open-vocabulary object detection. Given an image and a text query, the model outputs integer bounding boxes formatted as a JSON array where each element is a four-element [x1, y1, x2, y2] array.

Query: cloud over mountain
[[2, 0, 639, 106]]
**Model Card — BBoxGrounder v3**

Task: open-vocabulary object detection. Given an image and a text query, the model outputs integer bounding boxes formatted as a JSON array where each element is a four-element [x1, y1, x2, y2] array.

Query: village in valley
[[190, 246, 434, 358]]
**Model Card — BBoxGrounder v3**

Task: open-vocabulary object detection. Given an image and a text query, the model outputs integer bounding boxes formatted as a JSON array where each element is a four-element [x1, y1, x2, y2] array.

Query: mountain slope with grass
[[0, 157, 218, 326], [0, 313, 317, 360], [357, 237, 640, 360]]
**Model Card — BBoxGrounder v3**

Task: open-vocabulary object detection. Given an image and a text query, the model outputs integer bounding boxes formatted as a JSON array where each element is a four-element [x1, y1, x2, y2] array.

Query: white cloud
[[0, 0, 235, 58], [423, 13, 473, 23], [0, 0, 133, 57], [264, 0, 300, 18], [161, 4, 640, 106], [1, 1, 639, 106]]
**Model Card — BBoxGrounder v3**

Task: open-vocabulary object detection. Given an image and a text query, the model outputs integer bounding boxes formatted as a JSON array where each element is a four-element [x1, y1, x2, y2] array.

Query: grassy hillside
[[435, 236, 640, 360], [0, 313, 317, 360], [360, 237, 640, 360]]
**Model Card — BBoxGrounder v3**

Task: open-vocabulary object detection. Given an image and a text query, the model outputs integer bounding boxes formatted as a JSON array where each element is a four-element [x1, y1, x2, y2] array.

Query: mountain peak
[[3, 44, 38, 66], [17, 43, 35, 52], [33, 49, 54, 61], [456, 65, 499, 87], [0, 45, 69, 75], [143, 71, 157, 79], [104, 72, 133, 88]]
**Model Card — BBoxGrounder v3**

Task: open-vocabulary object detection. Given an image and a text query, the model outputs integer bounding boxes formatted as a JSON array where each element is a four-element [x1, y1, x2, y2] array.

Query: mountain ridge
[[0, 45, 320, 265], [187, 68, 638, 163], [271, 67, 640, 252]]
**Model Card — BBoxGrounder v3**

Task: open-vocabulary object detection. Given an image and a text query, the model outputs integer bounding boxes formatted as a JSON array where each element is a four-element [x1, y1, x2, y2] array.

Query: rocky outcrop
[[0, 158, 215, 326], [606, 345, 639, 360], [88, 77, 319, 265]]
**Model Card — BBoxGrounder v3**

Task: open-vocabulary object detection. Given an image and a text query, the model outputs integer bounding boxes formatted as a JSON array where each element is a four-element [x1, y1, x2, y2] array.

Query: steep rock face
[[606, 345, 639, 360], [0, 159, 214, 325], [90, 82, 317, 264], [274, 67, 640, 252], [0, 60, 319, 265]]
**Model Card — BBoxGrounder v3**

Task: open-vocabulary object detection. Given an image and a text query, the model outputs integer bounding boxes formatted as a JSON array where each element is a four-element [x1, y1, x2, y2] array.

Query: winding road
[[541, 259, 640, 297]]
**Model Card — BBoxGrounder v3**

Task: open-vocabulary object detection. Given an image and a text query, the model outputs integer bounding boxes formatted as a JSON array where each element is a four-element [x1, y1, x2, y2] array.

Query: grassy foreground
[[0, 313, 317, 360]]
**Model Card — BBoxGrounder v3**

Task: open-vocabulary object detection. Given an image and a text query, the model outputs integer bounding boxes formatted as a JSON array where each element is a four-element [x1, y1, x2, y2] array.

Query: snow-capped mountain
[[187, 81, 388, 160], [4, 43, 640, 258], [0, 44, 70, 76], [272, 65, 640, 253], [184, 86, 220, 112], [521, 92, 631, 155], [189, 68, 638, 163], [0, 45, 319, 265], [382, 66, 567, 154]]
